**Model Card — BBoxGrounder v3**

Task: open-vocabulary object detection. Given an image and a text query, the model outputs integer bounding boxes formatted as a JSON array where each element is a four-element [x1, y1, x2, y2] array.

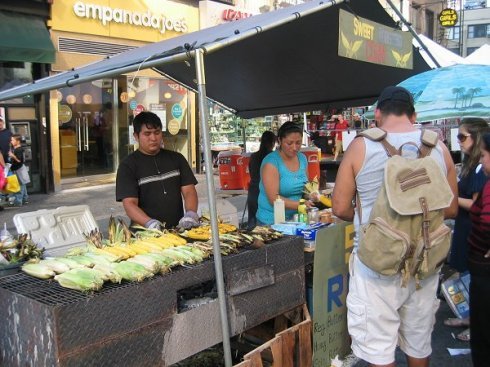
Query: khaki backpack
[[356, 128, 454, 288]]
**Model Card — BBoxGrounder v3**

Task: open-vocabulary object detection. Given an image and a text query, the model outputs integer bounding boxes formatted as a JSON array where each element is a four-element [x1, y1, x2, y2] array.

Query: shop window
[[0, 62, 34, 104], [468, 24, 490, 38]]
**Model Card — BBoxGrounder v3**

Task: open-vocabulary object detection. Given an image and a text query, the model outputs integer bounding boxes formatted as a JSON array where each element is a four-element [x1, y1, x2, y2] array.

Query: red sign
[[222, 9, 252, 21], [133, 104, 145, 116]]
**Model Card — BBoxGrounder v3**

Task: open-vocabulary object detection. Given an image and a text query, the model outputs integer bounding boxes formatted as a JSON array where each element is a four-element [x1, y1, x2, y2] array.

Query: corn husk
[[161, 248, 194, 264], [66, 255, 95, 267], [22, 263, 56, 279], [93, 263, 122, 283], [39, 259, 71, 274], [127, 255, 161, 274], [83, 252, 113, 266], [54, 268, 105, 292], [55, 257, 86, 269], [114, 261, 153, 282]]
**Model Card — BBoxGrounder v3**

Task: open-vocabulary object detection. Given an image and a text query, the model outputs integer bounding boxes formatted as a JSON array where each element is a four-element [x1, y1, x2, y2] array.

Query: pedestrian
[[332, 86, 458, 366], [332, 113, 349, 161], [8, 134, 29, 207], [468, 130, 490, 367], [444, 118, 489, 340], [352, 113, 362, 129], [256, 121, 311, 225], [0, 115, 12, 164], [247, 131, 276, 229], [116, 111, 199, 230]]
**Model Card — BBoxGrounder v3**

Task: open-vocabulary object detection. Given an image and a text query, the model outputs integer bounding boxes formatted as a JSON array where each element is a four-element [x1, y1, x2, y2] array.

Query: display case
[[208, 103, 274, 152]]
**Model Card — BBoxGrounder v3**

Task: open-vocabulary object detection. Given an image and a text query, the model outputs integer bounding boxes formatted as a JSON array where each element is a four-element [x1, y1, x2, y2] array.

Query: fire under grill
[[0, 236, 305, 367]]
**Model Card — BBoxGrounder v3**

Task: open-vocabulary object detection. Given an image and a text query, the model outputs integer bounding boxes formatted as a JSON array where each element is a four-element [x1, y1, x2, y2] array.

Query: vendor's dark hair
[[258, 130, 276, 153], [277, 121, 303, 139], [377, 100, 415, 117], [133, 111, 162, 134], [460, 118, 489, 177]]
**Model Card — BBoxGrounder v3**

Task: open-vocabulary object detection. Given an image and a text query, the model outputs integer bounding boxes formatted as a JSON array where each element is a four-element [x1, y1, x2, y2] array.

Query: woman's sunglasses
[[457, 133, 471, 143]]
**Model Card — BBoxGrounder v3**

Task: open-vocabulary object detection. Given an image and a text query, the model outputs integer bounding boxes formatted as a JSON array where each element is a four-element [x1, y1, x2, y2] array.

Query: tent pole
[[384, 0, 441, 68], [195, 48, 233, 367]]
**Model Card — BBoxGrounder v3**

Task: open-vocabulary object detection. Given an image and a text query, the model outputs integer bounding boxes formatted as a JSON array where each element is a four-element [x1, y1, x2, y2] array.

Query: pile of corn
[[21, 217, 283, 292]]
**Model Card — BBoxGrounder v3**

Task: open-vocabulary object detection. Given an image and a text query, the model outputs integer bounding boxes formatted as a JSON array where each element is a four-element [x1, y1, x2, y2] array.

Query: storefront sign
[[171, 103, 183, 119], [51, 0, 199, 42], [129, 100, 138, 110], [338, 9, 413, 69], [167, 119, 180, 135], [439, 8, 458, 28], [133, 104, 145, 116], [73, 1, 188, 34], [58, 104, 73, 124], [150, 103, 167, 131], [199, 0, 258, 29]]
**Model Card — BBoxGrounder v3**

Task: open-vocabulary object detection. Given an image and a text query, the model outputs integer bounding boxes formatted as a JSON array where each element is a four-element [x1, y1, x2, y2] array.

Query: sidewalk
[[0, 173, 248, 236]]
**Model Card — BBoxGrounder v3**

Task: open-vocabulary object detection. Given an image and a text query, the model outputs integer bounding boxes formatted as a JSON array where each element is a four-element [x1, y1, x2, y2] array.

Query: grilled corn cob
[[22, 263, 56, 279]]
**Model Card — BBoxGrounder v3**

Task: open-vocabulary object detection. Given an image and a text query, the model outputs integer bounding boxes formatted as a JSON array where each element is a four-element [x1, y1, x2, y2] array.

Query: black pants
[[470, 273, 490, 367]]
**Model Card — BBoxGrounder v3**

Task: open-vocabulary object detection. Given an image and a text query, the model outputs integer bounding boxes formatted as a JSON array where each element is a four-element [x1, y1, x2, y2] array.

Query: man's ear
[[133, 132, 139, 143], [409, 112, 417, 124], [374, 108, 382, 122]]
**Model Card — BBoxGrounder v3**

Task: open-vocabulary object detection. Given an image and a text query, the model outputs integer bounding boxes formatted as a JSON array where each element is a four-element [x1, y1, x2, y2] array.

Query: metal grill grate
[[0, 266, 191, 306]]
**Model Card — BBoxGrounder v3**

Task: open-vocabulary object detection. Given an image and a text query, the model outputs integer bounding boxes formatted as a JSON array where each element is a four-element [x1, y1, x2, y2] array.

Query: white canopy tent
[[465, 44, 490, 65]]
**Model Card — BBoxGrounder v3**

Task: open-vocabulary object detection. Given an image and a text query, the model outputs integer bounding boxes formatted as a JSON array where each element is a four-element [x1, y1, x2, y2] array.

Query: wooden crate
[[235, 304, 312, 367]]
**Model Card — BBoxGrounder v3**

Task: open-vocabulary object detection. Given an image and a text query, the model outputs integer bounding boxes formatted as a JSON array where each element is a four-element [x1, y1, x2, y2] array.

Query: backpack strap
[[358, 127, 398, 157], [419, 129, 438, 158]]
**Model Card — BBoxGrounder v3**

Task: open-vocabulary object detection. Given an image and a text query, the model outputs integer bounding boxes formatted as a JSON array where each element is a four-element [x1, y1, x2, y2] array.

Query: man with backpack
[[332, 86, 458, 367]]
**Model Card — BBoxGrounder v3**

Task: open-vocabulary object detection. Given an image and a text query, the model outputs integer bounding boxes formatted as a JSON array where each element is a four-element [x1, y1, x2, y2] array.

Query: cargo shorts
[[347, 254, 440, 365]]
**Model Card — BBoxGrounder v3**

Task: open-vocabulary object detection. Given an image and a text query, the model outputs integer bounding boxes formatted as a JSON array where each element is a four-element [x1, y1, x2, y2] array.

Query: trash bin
[[301, 147, 321, 181]]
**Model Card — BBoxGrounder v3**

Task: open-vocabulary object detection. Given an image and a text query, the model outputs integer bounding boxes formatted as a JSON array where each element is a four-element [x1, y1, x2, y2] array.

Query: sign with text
[[439, 8, 458, 27], [312, 222, 353, 366], [338, 9, 413, 69]]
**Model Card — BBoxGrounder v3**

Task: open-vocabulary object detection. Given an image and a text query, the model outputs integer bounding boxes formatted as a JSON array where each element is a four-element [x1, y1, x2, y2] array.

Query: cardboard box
[[296, 222, 331, 241]]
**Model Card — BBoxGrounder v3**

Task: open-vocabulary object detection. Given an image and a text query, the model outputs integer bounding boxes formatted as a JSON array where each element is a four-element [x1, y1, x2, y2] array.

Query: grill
[[0, 236, 305, 367]]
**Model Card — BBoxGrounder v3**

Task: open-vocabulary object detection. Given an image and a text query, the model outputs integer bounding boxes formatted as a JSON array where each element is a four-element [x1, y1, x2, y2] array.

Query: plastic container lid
[[13, 205, 98, 257]]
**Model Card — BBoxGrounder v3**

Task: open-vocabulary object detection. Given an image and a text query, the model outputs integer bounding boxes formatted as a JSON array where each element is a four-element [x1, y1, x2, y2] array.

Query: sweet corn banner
[[50, 0, 199, 42], [312, 222, 353, 365], [338, 9, 413, 69]]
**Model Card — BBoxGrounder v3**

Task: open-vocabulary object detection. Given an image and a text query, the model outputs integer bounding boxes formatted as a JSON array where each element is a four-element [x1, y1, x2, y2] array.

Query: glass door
[[58, 79, 115, 178]]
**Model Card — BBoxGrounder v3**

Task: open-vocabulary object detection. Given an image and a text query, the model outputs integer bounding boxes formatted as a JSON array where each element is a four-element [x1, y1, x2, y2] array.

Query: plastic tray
[[13, 205, 98, 257]]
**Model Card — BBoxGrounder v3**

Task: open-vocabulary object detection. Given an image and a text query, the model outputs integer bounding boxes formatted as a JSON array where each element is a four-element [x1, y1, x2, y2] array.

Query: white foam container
[[13, 205, 98, 257]]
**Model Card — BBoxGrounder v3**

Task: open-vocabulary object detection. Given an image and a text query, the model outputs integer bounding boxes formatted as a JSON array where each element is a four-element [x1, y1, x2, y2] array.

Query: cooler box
[[301, 147, 321, 181], [218, 151, 243, 190], [237, 153, 251, 190]]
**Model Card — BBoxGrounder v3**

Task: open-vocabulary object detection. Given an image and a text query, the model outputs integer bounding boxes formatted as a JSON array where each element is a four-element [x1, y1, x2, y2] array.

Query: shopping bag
[[15, 165, 30, 185], [0, 165, 6, 190], [2, 173, 20, 194]]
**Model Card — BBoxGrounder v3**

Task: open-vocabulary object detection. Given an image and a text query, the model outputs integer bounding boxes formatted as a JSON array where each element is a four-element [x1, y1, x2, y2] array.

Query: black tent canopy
[[0, 0, 429, 117]]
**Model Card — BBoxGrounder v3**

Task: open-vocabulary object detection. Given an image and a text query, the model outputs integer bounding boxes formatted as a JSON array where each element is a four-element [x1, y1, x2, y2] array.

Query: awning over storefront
[[0, 11, 56, 64], [0, 0, 430, 117]]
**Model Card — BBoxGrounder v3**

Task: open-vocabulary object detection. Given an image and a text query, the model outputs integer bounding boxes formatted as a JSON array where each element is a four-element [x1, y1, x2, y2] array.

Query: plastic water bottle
[[298, 199, 307, 223], [273, 195, 285, 224]]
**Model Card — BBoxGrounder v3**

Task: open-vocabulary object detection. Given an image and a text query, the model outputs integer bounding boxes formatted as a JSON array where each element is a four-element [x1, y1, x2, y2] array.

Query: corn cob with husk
[[22, 263, 56, 279], [39, 259, 71, 274], [54, 268, 105, 292], [93, 262, 122, 283], [127, 254, 161, 273], [114, 261, 154, 282], [55, 256, 87, 269]]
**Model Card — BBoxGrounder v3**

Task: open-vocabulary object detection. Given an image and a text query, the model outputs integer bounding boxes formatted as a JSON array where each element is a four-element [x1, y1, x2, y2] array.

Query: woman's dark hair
[[460, 118, 489, 177], [482, 131, 490, 153], [133, 111, 162, 134], [258, 131, 276, 153], [277, 121, 303, 139]]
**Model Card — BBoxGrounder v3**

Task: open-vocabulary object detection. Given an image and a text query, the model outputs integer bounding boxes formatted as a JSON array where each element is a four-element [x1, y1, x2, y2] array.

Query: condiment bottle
[[273, 195, 286, 224], [298, 199, 307, 223]]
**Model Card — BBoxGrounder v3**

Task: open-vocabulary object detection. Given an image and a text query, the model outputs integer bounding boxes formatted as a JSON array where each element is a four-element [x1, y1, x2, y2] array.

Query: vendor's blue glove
[[144, 219, 163, 230], [178, 211, 200, 229]]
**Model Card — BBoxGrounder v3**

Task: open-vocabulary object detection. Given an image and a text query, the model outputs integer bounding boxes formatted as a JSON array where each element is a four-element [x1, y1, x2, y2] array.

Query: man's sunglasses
[[457, 133, 471, 143]]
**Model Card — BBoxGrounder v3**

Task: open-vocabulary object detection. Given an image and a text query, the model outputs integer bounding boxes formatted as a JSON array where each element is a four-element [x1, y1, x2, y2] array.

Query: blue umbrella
[[365, 64, 490, 122]]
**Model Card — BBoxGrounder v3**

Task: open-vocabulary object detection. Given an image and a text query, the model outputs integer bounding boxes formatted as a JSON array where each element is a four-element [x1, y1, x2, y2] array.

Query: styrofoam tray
[[13, 205, 98, 257]]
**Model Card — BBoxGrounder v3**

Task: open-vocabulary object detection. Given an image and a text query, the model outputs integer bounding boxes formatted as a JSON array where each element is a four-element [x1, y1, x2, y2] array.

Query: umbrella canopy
[[365, 64, 490, 122]]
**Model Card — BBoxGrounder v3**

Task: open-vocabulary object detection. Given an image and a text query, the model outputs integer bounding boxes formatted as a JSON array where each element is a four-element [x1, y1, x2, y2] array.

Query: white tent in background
[[414, 34, 467, 68], [465, 44, 490, 65]]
